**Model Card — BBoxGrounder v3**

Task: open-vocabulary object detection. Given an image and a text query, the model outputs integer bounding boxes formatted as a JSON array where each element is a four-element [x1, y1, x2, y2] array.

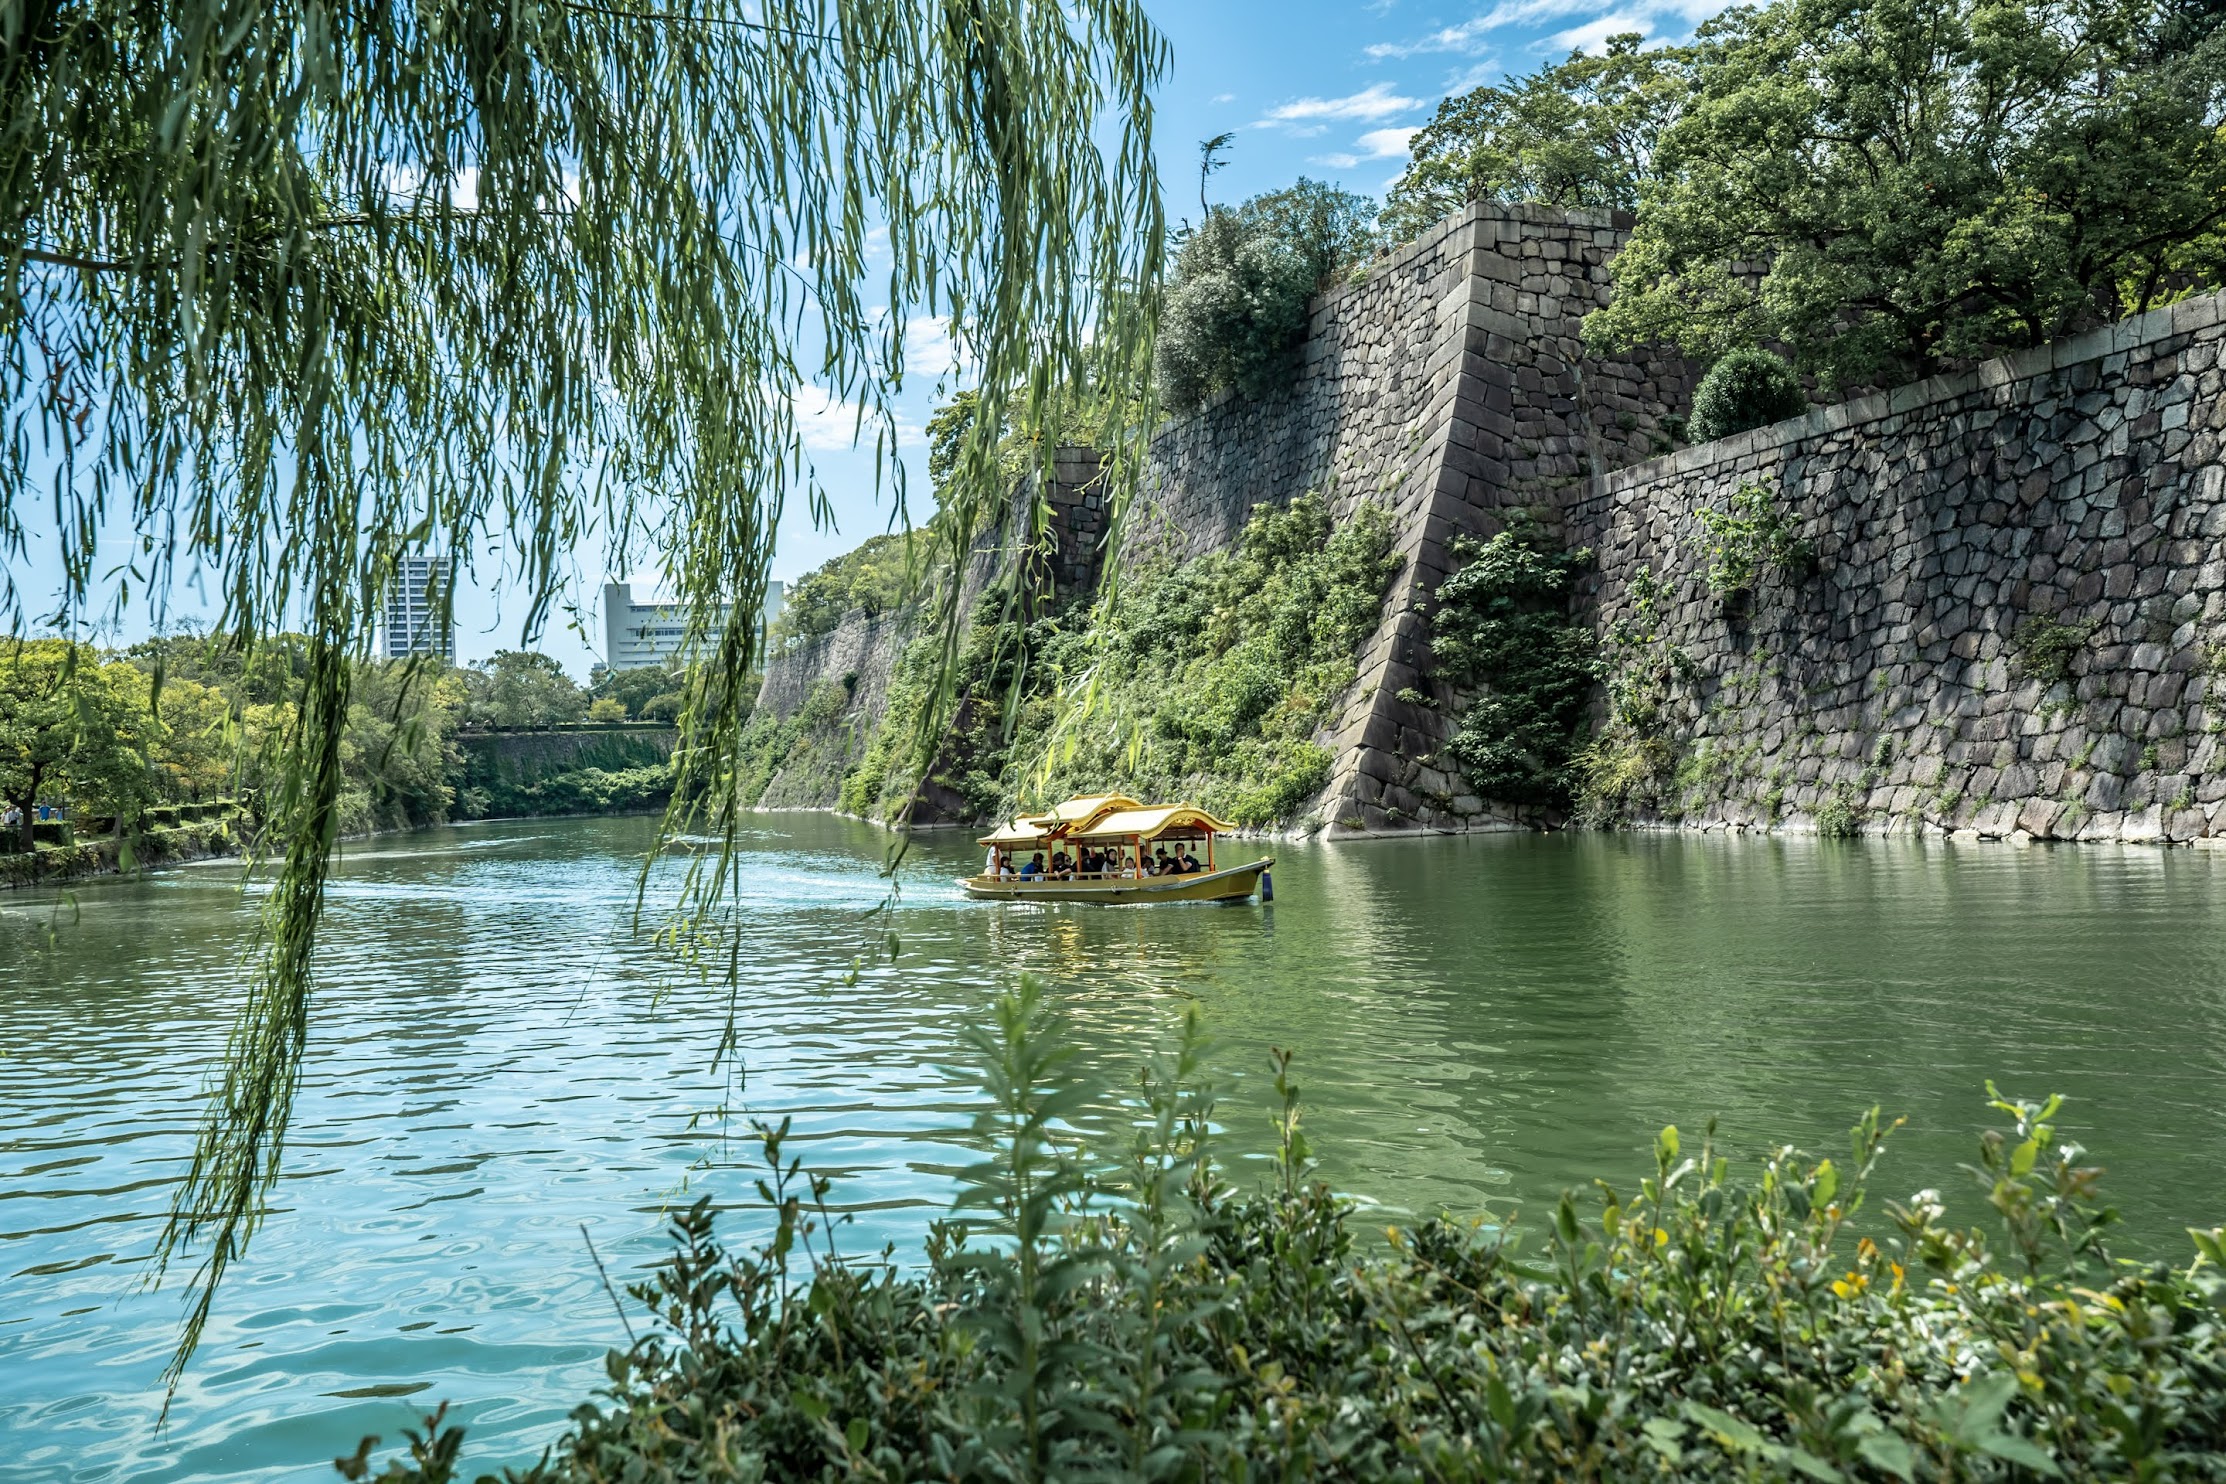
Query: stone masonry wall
[[1567, 290, 2226, 844], [1134, 200, 1695, 835]]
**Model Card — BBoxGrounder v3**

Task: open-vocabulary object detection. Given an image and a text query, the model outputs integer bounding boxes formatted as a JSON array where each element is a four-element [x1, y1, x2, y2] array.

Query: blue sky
[[18, 0, 1720, 676]]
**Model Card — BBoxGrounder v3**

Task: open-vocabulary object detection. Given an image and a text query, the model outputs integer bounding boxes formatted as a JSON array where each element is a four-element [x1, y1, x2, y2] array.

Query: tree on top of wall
[[1383, 36, 1697, 242], [1584, 0, 2226, 386], [1155, 181, 1381, 411]]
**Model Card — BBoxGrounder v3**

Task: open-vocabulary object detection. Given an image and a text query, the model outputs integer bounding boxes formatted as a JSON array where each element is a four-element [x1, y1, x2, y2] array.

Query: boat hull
[[959, 858, 1273, 905]]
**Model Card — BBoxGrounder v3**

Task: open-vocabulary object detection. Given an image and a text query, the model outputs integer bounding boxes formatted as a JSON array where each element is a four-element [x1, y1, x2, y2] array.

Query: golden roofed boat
[[962, 795, 1273, 904]]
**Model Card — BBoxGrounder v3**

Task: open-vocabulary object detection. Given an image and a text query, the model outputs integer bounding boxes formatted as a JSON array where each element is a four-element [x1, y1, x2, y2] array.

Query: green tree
[[1155, 180, 1380, 410], [462, 651, 587, 728], [0, 0, 1167, 1390], [0, 641, 145, 849], [588, 658, 688, 719], [773, 533, 934, 644], [341, 662, 465, 832], [1585, 0, 2226, 385], [1383, 36, 1696, 242], [144, 676, 237, 804]]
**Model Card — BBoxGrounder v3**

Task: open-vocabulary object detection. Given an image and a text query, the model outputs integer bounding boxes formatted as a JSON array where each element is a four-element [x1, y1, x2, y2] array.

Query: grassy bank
[[348, 979, 2226, 1484], [836, 493, 1401, 830]]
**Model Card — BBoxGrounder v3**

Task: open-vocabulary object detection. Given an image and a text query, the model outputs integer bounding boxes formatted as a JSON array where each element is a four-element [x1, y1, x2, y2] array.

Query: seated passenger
[[1152, 847, 1172, 875], [1081, 846, 1102, 876], [1182, 848, 1203, 873], [1020, 851, 1045, 879]]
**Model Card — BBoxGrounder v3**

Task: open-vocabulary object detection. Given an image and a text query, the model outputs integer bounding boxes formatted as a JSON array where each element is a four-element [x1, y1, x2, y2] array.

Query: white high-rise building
[[380, 553, 455, 661], [602, 579, 784, 671]]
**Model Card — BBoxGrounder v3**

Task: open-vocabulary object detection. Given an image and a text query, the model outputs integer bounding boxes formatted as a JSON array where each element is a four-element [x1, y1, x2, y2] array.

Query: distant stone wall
[[751, 607, 913, 808], [1568, 290, 2226, 843], [456, 727, 676, 784]]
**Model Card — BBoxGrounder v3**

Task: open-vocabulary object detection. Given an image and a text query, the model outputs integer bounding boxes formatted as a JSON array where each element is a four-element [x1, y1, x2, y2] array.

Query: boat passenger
[[1152, 846, 1172, 875], [984, 845, 1000, 878], [1182, 847, 1203, 873], [1021, 851, 1045, 880]]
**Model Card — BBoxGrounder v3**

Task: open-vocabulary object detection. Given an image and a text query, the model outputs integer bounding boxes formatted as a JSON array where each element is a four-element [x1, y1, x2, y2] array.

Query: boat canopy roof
[[1025, 793, 1142, 831], [1072, 804, 1233, 843], [978, 817, 1052, 847]]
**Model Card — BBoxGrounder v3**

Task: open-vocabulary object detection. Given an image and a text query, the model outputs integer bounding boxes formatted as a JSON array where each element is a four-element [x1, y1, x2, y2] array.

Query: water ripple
[[4, 817, 2224, 1481]]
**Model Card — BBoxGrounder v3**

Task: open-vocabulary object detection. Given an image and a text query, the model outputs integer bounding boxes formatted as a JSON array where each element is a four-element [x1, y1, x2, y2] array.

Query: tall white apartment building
[[380, 553, 455, 661], [602, 579, 784, 671]]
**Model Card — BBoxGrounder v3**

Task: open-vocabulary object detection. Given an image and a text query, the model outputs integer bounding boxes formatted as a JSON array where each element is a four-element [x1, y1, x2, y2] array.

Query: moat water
[[6, 814, 2225, 1480]]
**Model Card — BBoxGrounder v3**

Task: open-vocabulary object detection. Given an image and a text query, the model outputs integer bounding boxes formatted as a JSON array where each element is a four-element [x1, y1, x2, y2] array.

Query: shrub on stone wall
[[1694, 481, 1816, 600], [1155, 181, 1379, 412], [2010, 615, 2098, 683], [1687, 348, 1809, 443], [1428, 519, 1600, 810]]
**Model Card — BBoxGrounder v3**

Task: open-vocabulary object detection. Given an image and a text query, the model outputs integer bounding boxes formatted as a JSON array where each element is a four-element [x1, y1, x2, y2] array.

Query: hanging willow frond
[[0, 0, 1164, 1398]]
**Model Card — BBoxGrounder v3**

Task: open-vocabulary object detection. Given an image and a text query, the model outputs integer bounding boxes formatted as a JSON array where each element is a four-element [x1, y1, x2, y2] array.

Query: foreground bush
[[348, 982, 2226, 1482]]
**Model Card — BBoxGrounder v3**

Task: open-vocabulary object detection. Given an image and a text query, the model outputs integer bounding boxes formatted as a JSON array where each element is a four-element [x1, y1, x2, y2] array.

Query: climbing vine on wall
[[1426, 518, 1600, 811]]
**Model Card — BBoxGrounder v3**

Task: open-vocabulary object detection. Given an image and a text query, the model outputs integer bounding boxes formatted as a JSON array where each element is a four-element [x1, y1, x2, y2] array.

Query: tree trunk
[[14, 765, 39, 851]]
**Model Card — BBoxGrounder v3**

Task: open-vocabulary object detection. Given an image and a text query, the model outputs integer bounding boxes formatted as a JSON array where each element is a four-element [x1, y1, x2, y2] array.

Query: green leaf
[[1682, 1401, 1767, 1452], [1959, 1373, 2020, 1435], [844, 1417, 869, 1453], [1856, 1432, 1916, 1482], [1641, 1417, 1686, 1464], [1977, 1433, 2061, 1476]]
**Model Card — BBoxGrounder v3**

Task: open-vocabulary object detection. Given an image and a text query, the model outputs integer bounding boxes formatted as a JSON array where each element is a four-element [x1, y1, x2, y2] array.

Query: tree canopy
[[1583, 0, 2226, 384], [1154, 179, 1380, 411], [1, 0, 1166, 1393], [0, 641, 145, 849], [1382, 35, 1695, 242], [463, 650, 588, 728]]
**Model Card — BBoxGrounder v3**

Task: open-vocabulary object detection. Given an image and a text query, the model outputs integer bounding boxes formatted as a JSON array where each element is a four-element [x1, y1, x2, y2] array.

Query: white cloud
[[1255, 82, 1420, 133], [1313, 151, 1364, 169], [1364, 0, 1726, 61], [789, 387, 919, 454], [902, 314, 970, 380], [1356, 126, 1420, 160], [1211, 91, 1237, 104]]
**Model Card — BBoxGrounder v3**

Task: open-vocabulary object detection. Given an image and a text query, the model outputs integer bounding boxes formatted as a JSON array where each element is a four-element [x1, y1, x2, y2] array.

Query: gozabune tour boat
[[960, 794, 1273, 904]]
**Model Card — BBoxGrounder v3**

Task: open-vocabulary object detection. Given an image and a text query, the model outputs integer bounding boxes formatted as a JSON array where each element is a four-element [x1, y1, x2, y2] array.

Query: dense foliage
[[1584, 0, 2226, 385], [1427, 522, 1601, 813], [345, 979, 2226, 1484], [461, 653, 589, 729], [1384, 0, 2226, 388], [0, 636, 684, 853], [1383, 36, 1694, 241], [839, 494, 1401, 829], [1155, 182, 1381, 411], [774, 535, 936, 648], [1688, 348, 1812, 443]]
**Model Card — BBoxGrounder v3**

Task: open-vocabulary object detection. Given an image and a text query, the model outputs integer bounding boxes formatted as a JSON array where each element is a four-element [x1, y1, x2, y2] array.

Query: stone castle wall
[[1129, 201, 1693, 835], [740, 199, 2225, 845], [1568, 291, 2226, 844]]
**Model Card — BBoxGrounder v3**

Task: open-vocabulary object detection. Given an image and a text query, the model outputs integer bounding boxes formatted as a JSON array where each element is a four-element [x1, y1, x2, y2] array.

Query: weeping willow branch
[[0, 0, 1164, 1405]]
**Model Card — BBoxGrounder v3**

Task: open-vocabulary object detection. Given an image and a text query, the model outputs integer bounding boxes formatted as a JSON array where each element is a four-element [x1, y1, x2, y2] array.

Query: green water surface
[[4, 815, 2224, 1481]]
